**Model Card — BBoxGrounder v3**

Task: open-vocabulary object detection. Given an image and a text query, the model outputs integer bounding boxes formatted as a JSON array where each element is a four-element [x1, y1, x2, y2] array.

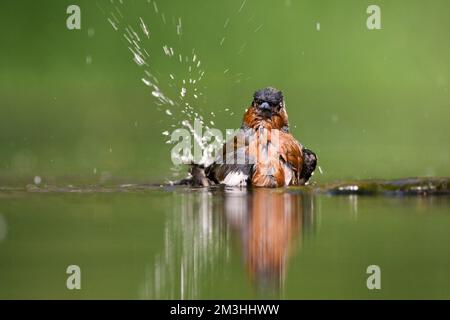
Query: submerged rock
[[316, 177, 450, 196]]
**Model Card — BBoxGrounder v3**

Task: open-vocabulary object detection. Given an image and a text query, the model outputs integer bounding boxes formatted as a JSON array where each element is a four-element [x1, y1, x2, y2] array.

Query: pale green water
[[0, 0, 449, 299], [0, 184, 449, 299]]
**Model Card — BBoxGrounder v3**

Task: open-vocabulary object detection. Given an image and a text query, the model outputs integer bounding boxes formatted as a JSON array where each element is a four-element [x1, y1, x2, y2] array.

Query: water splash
[[139, 17, 150, 38], [102, 1, 209, 128], [100, 0, 265, 173], [238, 0, 247, 13]]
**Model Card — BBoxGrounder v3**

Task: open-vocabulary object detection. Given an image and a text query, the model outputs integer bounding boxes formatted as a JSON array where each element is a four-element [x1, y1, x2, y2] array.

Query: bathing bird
[[184, 87, 317, 187]]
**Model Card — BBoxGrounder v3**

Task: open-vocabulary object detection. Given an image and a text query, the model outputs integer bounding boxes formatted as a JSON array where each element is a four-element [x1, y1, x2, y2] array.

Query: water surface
[[0, 182, 449, 299]]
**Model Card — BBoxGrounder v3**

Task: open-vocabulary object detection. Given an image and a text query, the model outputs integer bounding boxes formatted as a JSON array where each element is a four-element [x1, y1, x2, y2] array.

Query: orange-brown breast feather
[[250, 129, 304, 187], [242, 106, 289, 131], [210, 105, 304, 187]]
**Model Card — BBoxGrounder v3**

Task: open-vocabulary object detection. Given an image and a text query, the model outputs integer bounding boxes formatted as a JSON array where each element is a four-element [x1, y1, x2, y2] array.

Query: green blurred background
[[0, 1, 449, 300], [0, 0, 449, 185]]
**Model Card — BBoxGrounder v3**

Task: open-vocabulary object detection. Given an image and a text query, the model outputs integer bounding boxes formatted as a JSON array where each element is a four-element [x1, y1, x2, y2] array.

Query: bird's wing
[[299, 148, 317, 184], [206, 129, 255, 186], [278, 132, 304, 185]]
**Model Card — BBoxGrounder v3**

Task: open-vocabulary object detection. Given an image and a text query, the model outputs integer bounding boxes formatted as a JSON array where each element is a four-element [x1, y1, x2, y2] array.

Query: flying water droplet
[[34, 176, 42, 185]]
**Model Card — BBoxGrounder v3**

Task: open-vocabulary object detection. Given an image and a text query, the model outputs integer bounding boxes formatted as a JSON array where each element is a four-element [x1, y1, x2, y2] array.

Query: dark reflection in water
[[142, 188, 315, 299], [223, 189, 315, 295]]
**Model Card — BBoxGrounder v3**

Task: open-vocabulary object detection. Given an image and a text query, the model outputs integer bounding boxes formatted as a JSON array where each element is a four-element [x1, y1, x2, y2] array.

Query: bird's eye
[[254, 99, 263, 106]]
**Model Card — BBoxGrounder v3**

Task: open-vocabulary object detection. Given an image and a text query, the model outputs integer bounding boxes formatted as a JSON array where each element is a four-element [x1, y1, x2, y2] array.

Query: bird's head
[[242, 87, 289, 131]]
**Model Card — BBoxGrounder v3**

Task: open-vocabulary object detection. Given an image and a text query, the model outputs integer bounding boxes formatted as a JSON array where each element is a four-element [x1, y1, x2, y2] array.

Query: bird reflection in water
[[142, 188, 315, 299], [222, 188, 315, 294]]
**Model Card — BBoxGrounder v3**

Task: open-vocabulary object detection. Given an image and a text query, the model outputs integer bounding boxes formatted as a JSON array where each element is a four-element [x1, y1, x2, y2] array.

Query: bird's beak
[[259, 102, 271, 112]]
